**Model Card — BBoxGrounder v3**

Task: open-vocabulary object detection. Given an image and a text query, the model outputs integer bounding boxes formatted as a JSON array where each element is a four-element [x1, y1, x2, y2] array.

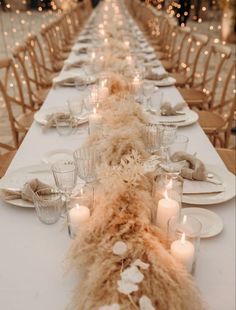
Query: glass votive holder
[[153, 172, 183, 232], [33, 188, 64, 225], [161, 124, 177, 147], [143, 123, 164, 155], [66, 186, 93, 238], [88, 108, 103, 135], [168, 214, 202, 274]]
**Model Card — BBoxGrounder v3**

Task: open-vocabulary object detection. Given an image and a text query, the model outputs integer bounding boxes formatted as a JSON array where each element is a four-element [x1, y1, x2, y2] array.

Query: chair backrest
[[200, 43, 231, 107], [12, 43, 39, 108], [0, 58, 28, 147]]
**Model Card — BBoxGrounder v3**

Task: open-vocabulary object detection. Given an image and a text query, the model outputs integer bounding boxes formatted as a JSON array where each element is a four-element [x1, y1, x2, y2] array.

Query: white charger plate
[[0, 164, 54, 208], [34, 107, 88, 126], [42, 149, 74, 164], [145, 77, 176, 87], [182, 164, 235, 205], [182, 207, 223, 238], [147, 109, 199, 127]]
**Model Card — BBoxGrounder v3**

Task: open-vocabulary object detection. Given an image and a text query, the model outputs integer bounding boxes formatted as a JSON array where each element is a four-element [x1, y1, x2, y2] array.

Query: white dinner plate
[[42, 149, 74, 164], [0, 164, 54, 208], [34, 107, 88, 126], [182, 207, 224, 238], [0, 164, 85, 208], [145, 77, 176, 87], [182, 164, 235, 205], [147, 109, 199, 127]]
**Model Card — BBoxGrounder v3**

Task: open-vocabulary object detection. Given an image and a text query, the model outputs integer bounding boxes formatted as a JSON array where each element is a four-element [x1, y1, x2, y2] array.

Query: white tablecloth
[[0, 6, 235, 310]]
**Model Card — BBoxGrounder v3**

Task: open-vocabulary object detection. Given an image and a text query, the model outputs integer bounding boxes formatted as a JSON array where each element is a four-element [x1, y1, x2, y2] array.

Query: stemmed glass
[[51, 160, 77, 213], [73, 146, 99, 184], [141, 82, 159, 108]]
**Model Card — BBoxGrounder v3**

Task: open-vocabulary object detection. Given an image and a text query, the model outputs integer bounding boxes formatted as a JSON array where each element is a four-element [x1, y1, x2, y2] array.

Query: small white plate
[[34, 107, 88, 126], [182, 207, 223, 238], [182, 164, 235, 205], [42, 149, 74, 164]]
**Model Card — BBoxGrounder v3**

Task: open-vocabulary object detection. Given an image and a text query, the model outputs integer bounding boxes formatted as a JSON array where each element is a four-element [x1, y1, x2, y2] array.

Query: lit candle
[[126, 55, 133, 66], [99, 86, 109, 101], [68, 204, 90, 235], [170, 232, 195, 272], [89, 107, 102, 134], [156, 180, 180, 232], [124, 41, 130, 49]]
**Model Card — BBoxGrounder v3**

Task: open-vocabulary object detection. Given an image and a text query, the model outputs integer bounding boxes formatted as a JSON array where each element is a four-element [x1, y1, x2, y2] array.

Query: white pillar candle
[[170, 233, 195, 272], [156, 186, 180, 232], [89, 108, 102, 134], [68, 204, 90, 235], [99, 86, 109, 101], [124, 41, 130, 49]]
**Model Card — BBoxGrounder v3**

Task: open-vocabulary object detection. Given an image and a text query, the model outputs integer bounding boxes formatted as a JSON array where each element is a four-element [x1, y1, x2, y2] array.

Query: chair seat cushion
[[197, 111, 226, 130], [178, 88, 209, 107]]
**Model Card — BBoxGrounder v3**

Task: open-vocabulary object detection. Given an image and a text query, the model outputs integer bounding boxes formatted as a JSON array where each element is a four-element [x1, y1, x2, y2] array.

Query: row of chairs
[[127, 0, 235, 150], [0, 1, 93, 177]]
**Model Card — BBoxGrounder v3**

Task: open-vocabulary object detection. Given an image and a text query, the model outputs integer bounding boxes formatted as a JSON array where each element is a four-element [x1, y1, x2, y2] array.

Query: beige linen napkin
[[160, 102, 187, 116], [64, 60, 88, 70], [75, 47, 88, 55], [145, 72, 169, 81], [0, 179, 52, 202], [77, 38, 91, 44], [53, 76, 89, 88], [171, 151, 207, 181], [43, 112, 70, 132]]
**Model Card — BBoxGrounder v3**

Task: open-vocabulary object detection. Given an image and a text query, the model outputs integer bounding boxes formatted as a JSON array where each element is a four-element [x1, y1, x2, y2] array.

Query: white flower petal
[[112, 241, 128, 256], [132, 259, 150, 270], [99, 304, 120, 310], [121, 266, 144, 283], [139, 295, 155, 310], [117, 280, 139, 295]]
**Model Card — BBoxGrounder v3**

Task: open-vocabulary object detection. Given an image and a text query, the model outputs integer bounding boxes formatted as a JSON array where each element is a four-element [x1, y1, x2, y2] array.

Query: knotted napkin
[[171, 151, 207, 181], [64, 60, 88, 70], [145, 72, 169, 81], [160, 101, 187, 116], [0, 179, 52, 202], [43, 112, 71, 132]]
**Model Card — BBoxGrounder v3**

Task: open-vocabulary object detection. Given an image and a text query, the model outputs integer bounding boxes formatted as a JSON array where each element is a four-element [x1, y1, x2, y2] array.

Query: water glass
[[169, 135, 189, 157], [161, 124, 177, 147], [55, 116, 73, 136], [67, 97, 84, 120], [143, 124, 164, 154], [168, 214, 202, 274], [73, 147, 99, 183], [33, 188, 63, 224], [51, 160, 77, 196]]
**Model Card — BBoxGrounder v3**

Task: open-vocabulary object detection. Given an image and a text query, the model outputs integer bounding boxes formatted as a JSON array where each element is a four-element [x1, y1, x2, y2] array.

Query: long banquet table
[[0, 3, 235, 310]]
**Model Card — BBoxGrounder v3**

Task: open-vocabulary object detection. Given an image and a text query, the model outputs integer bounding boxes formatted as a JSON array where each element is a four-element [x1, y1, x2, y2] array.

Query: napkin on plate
[[0, 179, 52, 202], [64, 60, 88, 70], [43, 112, 71, 132], [145, 72, 169, 81], [161, 152, 225, 194], [160, 101, 187, 116], [53, 73, 91, 88], [77, 38, 91, 44]]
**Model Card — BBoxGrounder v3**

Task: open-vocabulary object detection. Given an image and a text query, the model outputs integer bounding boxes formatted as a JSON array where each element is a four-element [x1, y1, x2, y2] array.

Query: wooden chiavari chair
[[0, 58, 35, 148], [197, 61, 236, 148], [12, 42, 50, 109], [178, 43, 232, 109], [170, 33, 209, 87]]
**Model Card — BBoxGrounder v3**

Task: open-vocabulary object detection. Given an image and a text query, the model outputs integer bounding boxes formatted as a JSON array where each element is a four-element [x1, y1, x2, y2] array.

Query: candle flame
[[183, 215, 187, 224], [93, 107, 97, 114], [181, 232, 186, 244]]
